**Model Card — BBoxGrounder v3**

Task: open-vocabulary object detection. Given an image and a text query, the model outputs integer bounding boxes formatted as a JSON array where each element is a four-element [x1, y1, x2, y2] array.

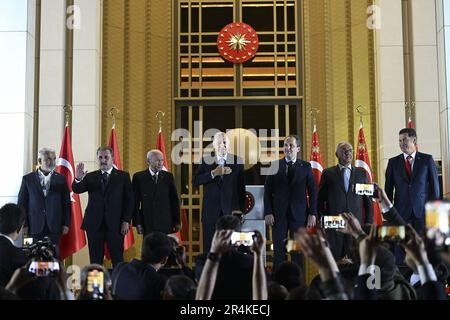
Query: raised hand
[[75, 162, 88, 180]]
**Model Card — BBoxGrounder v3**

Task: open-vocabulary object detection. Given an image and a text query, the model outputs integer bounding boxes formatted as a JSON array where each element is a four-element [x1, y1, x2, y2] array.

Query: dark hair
[[0, 203, 25, 235], [96, 146, 114, 157], [215, 215, 241, 231], [399, 128, 417, 139], [164, 275, 196, 300], [271, 261, 304, 291], [141, 232, 173, 263], [285, 135, 301, 148]]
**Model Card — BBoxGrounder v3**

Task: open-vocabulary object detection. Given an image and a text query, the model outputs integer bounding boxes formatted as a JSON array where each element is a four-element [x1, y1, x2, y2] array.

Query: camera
[[376, 226, 406, 242], [230, 231, 255, 246], [353, 183, 378, 197], [425, 201, 450, 249], [26, 237, 59, 277], [321, 215, 346, 229]]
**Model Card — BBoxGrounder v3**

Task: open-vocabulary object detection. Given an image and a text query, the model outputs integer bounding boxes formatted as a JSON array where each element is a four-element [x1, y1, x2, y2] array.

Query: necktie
[[287, 161, 294, 182], [405, 155, 412, 177], [342, 167, 350, 193], [152, 173, 158, 184], [102, 172, 109, 192]]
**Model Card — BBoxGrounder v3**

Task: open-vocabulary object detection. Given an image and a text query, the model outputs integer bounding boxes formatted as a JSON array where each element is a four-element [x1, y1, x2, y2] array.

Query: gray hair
[[147, 149, 163, 162], [37, 147, 56, 160], [336, 142, 353, 153]]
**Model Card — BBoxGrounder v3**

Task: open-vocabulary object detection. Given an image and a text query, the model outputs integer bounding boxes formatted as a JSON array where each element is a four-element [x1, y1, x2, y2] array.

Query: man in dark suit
[[18, 148, 71, 253], [385, 128, 440, 266], [318, 142, 373, 260], [193, 132, 245, 253], [0, 204, 28, 286], [264, 135, 318, 267], [112, 232, 171, 300], [132, 150, 180, 236], [385, 128, 440, 232], [73, 146, 134, 267]]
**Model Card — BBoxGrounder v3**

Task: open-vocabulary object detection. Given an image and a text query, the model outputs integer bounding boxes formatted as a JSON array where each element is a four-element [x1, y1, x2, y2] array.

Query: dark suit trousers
[[86, 220, 124, 268], [31, 223, 61, 258], [203, 218, 220, 254], [325, 230, 355, 261], [272, 211, 304, 268]]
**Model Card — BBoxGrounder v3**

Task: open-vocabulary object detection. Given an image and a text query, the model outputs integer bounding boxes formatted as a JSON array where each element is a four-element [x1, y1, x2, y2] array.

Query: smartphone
[[425, 201, 450, 233], [321, 215, 346, 229], [28, 261, 60, 277], [87, 270, 104, 300], [22, 237, 33, 247], [425, 201, 450, 247], [285, 239, 301, 253], [353, 183, 378, 197], [230, 231, 255, 246], [376, 226, 406, 242]]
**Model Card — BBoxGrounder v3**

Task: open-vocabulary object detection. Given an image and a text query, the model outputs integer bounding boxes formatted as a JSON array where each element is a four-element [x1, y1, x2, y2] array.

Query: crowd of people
[[0, 127, 448, 300]]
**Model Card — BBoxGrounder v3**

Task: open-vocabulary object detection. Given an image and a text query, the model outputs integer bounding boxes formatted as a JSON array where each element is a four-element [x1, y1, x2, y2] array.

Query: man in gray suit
[[318, 142, 373, 260]]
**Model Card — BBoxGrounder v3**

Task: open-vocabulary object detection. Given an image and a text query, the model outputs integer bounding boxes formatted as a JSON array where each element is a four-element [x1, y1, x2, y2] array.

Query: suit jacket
[[318, 165, 373, 224], [18, 171, 71, 235], [0, 236, 28, 286], [72, 168, 134, 233], [385, 152, 439, 219], [192, 154, 245, 224], [264, 158, 318, 225], [132, 169, 180, 235], [112, 259, 167, 300]]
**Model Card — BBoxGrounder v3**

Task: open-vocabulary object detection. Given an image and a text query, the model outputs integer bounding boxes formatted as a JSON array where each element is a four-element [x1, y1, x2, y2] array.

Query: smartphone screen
[[23, 237, 33, 247], [425, 201, 450, 233], [285, 239, 301, 252], [231, 231, 255, 246], [377, 226, 406, 241], [87, 270, 104, 298], [354, 183, 375, 197], [322, 215, 346, 229], [28, 261, 60, 277]]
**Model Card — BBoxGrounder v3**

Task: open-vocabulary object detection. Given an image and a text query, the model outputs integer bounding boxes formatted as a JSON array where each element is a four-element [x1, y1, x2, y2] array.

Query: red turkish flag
[[56, 126, 87, 259], [355, 124, 383, 226], [309, 125, 323, 187], [108, 127, 134, 254], [156, 129, 185, 244]]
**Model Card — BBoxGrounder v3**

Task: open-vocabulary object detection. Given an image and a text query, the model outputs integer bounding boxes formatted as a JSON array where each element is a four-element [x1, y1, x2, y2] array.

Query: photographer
[[111, 232, 171, 300], [0, 203, 28, 286], [158, 235, 196, 282], [77, 264, 112, 300], [17, 238, 70, 300]]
